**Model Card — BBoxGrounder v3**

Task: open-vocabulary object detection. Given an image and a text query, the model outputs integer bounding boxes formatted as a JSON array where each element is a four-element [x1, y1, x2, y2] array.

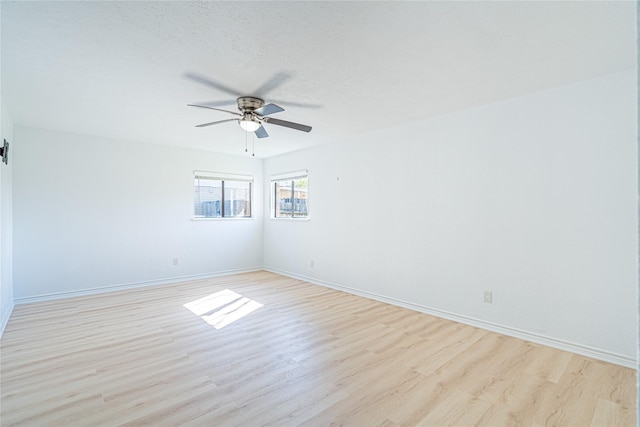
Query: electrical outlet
[[484, 291, 493, 303], [310, 260, 315, 268], [172, 258, 179, 266]]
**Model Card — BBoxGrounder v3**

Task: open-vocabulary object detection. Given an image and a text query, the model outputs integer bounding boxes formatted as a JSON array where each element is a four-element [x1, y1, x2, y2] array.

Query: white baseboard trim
[[1, 300, 15, 337], [13, 267, 263, 305], [265, 267, 638, 369]]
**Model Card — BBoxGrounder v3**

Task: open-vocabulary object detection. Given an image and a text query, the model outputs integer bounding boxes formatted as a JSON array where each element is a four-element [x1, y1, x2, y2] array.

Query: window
[[271, 171, 308, 218], [194, 172, 252, 218]]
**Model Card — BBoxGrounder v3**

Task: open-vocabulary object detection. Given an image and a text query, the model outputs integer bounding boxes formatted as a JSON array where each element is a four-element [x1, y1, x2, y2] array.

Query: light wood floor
[[1, 271, 636, 426]]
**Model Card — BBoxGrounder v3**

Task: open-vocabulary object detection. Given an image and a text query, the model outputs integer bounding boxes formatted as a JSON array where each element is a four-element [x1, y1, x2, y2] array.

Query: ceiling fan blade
[[263, 117, 312, 133], [193, 99, 237, 107], [255, 125, 269, 139], [188, 104, 241, 116], [268, 99, 323, 109], [253, 72, 291, 97], [254, 103, 284, 117], [196, 118, 238, 128], [184, 72, 244, 97]]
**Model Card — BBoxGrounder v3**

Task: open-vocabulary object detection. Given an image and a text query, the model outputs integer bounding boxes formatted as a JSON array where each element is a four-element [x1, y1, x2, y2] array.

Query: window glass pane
[[293, 178, 308, 217], [272, 175, 308, 218], [194, 177, 222, 218], [224, 180, 251, 217], [274, 180, 291, 218], [193, 173, 253, 219]]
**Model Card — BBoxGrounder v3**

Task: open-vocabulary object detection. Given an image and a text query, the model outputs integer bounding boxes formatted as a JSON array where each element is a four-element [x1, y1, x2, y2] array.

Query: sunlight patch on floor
[[183, 289, 263, 329]]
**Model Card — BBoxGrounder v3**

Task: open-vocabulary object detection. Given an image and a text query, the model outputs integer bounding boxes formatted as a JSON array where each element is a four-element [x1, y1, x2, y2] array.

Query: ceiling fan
[[188, 97, 311, 139], [186, 72, 313, 138]]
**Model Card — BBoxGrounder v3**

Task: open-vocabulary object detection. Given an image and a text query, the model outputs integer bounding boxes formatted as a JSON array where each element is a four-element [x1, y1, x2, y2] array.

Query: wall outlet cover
[[484, 291, 493, 303]]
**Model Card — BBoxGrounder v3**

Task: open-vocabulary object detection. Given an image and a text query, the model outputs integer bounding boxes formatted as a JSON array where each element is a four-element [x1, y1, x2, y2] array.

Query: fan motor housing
[[237, 96, 264, 112]]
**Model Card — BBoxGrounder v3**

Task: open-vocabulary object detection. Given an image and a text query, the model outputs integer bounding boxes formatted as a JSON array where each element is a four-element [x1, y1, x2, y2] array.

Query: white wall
[[263, 70, 638, 365], [13, 127, 263, 300], [0, 102, 14, 334]]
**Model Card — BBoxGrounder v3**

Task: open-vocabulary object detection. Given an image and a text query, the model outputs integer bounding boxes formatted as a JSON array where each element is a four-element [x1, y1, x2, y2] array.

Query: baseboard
[[265, 267, 638, 369], [1, 300, 15, 337], [13, 267, 263, 305]]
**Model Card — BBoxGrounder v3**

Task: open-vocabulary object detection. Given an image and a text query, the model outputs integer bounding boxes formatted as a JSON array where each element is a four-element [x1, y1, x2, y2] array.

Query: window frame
[[193, 171, 254, 220], [270, 171, 309, 220]]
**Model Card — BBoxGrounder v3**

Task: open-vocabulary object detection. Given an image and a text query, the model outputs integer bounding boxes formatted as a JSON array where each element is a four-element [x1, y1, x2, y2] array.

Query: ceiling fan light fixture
[[188, 93, 312, 142], [239, 119, 260, 132]]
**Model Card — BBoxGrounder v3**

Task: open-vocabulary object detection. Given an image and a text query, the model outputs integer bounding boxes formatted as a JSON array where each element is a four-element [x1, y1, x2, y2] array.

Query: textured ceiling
[[1, 1, 636, 158]]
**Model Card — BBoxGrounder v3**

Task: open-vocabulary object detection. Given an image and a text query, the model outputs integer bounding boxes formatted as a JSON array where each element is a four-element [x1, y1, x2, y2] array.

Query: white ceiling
[[1, 1, 636, 158]]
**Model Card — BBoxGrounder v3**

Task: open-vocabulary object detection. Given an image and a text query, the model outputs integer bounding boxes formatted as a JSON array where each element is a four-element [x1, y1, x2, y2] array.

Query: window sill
[[192, 217, 254, 221], [270, 217, 310, 221]]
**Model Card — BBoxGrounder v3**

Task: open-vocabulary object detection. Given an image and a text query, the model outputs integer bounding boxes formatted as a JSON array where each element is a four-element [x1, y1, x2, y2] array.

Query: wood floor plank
[[534, 357, 623, 426], [415, 389, 494, 427], [590, 398, 635, 427], [1, 271, 636, 426]]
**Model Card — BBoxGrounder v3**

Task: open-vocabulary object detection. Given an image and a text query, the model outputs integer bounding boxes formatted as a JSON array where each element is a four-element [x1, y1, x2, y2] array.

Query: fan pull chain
[[245, 131, 248, 153], [252, 132, 255, 157]]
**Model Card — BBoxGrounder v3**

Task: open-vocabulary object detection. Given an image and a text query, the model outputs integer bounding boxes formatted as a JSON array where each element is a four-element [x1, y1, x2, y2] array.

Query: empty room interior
[[0, 1, 637, 426]]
